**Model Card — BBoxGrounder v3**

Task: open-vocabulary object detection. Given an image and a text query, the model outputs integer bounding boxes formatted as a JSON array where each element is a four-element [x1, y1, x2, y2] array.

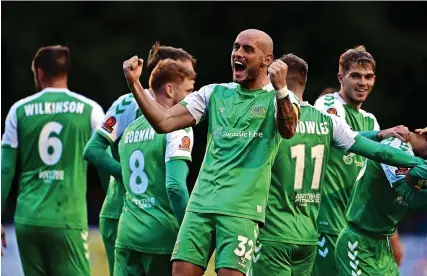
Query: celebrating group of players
[[2, 28, 427, 276]]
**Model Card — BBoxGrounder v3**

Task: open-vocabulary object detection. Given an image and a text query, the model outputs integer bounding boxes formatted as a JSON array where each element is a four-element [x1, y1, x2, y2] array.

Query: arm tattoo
[[276, 95, 298, 139]]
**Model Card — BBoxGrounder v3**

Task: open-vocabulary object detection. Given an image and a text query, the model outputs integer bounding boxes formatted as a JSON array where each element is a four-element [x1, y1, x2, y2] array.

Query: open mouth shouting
[[233, 59, 247, 81]]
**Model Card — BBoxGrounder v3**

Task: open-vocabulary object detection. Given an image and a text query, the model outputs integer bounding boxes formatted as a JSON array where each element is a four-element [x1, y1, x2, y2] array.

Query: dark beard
[[238, 67, 260, 89]]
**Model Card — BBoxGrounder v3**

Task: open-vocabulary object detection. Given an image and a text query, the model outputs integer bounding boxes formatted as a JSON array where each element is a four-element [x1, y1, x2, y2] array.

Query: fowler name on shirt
[[296, 121, 330, 135]]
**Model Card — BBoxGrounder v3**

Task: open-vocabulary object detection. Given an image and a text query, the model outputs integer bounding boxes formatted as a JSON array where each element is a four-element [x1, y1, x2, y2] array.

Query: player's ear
[[263, 53, 274, 69], [165, 83, 173, 98], [37, 68, 45, 82], [337, 72, 343, 84]]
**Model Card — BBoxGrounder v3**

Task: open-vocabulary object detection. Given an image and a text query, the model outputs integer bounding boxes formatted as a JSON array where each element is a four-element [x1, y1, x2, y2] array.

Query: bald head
[[236, 29, 273, 54]]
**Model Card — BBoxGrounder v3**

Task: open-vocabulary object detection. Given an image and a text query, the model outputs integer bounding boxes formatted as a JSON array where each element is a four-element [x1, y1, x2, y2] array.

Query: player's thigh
[[48, 228, 91, 276], [312, 232, 338, 276], [336, 225, 399, 276], [171, 211, 215, 270], [291, 244, 316, 276], [15, 224, 47, 276], [252, 240, 292, 276], [215, 214, 259, 275], [142, 253, 173, 276], [99, 217, 119, 273], [114, 247, 145, 276]]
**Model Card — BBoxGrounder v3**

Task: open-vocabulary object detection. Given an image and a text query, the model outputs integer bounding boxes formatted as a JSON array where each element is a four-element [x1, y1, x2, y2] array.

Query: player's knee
[[172, 261, 204, 276], [217, 268, 245, 276]]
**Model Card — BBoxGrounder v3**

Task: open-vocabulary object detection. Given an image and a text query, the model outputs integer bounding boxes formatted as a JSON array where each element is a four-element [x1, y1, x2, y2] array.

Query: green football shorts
[[171, 211, 259, 275], [15, 223, 90, 276], [335, 224, 399, 276], [251, 240, 316, 276], [114, 247, 172, 276], [312, 232, 339, 276]]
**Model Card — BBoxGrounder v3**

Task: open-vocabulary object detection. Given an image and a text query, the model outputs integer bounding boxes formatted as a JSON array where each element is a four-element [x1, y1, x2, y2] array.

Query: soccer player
[[252, 54, 422, 276], [114, 59, 196, 276], [83, 42, 196, 274], [123, 29, 300, 276], [1, 45, 105, 275], [312, 45, 405, 275], [335, 132, 427, 275]]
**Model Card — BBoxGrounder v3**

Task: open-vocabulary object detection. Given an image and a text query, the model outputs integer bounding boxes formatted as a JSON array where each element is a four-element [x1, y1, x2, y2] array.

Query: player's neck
[[241, 75, 269, 90], [41, 77, 68, 90], [154, 94, 174, 110], [292, 87, 304, 102], [338, 90, 363, 110]]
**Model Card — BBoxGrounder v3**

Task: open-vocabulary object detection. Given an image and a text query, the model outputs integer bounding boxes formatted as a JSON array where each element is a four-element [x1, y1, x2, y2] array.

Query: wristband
[[276, 86, 289, 99]]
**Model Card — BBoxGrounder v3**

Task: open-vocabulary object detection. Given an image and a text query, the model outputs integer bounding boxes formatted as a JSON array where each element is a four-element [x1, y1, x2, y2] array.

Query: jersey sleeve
[[380, 138, 414, 187], [314, 94, 347, 126], [165, 128, 194, 162], [372, 113, 380, 131], [96, 94, 138, 144], [179, 84, 216, 125], [90, 102, 105, 133], [1, 103, 19, 148], [330, 114, 358, 151]]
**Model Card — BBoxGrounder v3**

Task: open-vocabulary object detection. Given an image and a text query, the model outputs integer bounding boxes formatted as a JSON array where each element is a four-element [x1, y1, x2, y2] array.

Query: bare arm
[[123, 56, 195, 133], [390, 232, 404, 266], [268, 60, 298, 139], [276, 97, 298, 138]]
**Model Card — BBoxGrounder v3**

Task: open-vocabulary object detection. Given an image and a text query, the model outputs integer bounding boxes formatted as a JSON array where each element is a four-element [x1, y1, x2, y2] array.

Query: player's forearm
[[165, 160, 190, 223], [1, 146, 17, 213], [349, 135, 425, 168], [96, 147, 113, 192], [128, 81, 175, 133], [394, 180, 427, 209], [276, 96, 298, 139], [358, 131, 380, 141], [83, 133, 122, 179]]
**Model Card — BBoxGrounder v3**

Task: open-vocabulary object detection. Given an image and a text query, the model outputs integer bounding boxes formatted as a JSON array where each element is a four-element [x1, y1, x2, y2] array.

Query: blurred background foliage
[[2, 2, 427, 232]]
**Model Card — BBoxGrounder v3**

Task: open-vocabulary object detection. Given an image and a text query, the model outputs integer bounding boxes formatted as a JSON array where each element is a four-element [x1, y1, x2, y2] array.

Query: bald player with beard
[[122, 29, 300, 276]]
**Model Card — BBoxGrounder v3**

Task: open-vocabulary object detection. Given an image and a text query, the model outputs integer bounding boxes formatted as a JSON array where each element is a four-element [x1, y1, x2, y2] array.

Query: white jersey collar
[[41, 87, 70, 93]]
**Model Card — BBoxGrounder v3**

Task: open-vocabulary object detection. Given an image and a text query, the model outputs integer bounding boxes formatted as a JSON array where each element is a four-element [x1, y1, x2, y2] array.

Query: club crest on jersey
[[102, 116, 116, 133], [250, 105, 267, 118], [395, 167, 409, 176], [179, 136, 191, 152], [326, 108, 338, 116]]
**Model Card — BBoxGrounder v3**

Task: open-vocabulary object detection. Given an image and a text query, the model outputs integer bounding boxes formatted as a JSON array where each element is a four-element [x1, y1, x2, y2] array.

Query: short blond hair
[[149, 59, 196, 91]]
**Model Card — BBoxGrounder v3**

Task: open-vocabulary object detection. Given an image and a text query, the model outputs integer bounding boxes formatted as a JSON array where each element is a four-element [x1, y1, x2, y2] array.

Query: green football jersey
[[1, 88, 104, 229], [314, 92, 380, 235], [116, 115, 193, 253], [260, 103, 357, 244], [180, 83, 299, 223], [345, 137, 413, 236], [96, 92, 144, 219]]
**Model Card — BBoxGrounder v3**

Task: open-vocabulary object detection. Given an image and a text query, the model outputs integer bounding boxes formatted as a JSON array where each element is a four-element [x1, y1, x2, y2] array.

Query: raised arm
[[123, 56, 195, 133], [268, 60, 299, 139]]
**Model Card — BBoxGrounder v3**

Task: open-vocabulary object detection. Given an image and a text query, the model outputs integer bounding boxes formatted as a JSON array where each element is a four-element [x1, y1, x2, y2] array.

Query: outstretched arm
[[349, 135, 425, 168], [269, 60, 298, 138], [123, 56, 195, 133]]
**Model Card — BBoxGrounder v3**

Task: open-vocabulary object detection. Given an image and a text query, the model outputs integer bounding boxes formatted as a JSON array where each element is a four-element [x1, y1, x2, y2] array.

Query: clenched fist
[[123, 56, 144, 84], [268, 60, 288, 90]]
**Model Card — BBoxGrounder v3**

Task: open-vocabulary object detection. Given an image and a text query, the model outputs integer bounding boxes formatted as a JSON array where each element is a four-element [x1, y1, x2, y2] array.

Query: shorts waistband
[[348, 223, 391, 240]]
